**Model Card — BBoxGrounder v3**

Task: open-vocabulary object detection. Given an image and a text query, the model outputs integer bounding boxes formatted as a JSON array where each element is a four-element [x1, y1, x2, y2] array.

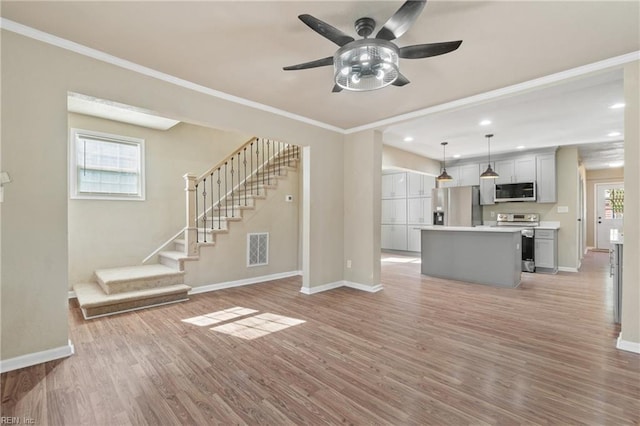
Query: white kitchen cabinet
[[536, 153, 557, 203], [479, 162, 495, 205], [458, 163, 480, 186], [381, 224, 408, 251], [495, 160, 515, 184], [407, 227, 422, 252], [381, 199, 407, 224], [535, 228, 557, 273], [494, 156, 536, 183], [515, 156, 536, 182], [408, 172, 436, 197], [381, 172, 407, 198], [407, 197, 432, 225]]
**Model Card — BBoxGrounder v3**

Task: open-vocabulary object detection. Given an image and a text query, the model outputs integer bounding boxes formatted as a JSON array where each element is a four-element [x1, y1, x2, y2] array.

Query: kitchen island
[[420, 226, 522, 288]]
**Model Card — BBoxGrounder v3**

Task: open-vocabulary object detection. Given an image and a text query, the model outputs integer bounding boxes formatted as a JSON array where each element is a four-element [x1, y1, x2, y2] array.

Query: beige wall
[[585, 167, 624, 247], [621, 61, 639, 346], [483, 147, 580, 270], [382, 145, 441, 176], [68, 114, 251, 287], [1, 31, 344, 361], [344, 130, 382, 286]]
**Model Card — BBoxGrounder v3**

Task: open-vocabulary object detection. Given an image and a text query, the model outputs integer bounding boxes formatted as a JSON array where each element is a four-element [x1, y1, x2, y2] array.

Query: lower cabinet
[[381, 225, 408, 251], [535, 229, 558, 273], [407, 227, 422, 252]]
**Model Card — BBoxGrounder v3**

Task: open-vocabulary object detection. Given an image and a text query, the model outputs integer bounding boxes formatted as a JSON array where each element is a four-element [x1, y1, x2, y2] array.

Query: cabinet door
[[536, 153, 557, 203], [458, 163, 480, 186], [407, 227, 422, 252], [392, 225, 408, 250], [392, 173, 407, 198], [407, 197, 431, 224], [480, 162, 495, 205], [393, 199, 407, 224], [381, 174, 394, 198], [381, 199, 395, 223], [535, 239, 555, 268], [514, 156, 536, 182], [423, 175, 436, 195], [381, 225, 393, 249], [439, 166, 459, 188], [495, 159, 515, 184], [407, 173, 424, 197]]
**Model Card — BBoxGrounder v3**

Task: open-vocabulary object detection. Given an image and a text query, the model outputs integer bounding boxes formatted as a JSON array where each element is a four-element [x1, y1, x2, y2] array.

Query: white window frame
[[69, 128, 145, 201]]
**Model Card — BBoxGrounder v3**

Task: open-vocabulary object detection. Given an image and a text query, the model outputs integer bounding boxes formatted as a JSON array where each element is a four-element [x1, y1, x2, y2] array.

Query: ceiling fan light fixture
[[334, 39, 399, 91]]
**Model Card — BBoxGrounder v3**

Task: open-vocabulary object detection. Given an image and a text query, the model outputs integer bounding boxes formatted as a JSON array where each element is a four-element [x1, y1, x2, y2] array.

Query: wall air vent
[[247, 232, 269, 267]]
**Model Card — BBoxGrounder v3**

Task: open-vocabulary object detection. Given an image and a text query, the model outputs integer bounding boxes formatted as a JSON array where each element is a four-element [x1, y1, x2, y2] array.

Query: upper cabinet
[[439, 166, 459, 188], [494, 156, 536, 184], [479, 162, 495, 205], [536, 153, 557, 203], [459, 163, 480, 186], [408, 173, 436, 197], [382, 173, 407, 198]]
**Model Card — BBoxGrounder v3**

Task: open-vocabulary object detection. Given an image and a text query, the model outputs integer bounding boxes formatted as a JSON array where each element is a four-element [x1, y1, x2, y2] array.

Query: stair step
[[73, 282, 191, 319], [95, 264, 184, 295], [158, 250, 199, 271]]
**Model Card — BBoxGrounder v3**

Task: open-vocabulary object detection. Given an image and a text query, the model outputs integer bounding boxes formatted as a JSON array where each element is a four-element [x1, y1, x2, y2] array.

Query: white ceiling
[[2, 1, 638, 169]]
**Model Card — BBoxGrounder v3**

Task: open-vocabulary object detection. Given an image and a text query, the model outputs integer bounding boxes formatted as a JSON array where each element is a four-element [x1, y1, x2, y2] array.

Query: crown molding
[[0, 18, 344, 134]]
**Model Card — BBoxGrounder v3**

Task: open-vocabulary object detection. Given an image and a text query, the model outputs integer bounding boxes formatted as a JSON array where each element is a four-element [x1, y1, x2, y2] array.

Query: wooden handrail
[[196, 136, 257, 184]]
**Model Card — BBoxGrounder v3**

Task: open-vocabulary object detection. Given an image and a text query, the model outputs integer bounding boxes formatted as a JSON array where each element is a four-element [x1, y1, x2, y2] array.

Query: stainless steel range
[[496, 213, 539, 272]]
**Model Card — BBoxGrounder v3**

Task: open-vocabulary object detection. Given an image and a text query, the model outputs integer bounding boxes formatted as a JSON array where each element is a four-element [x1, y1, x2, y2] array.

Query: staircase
[[73, 138, 299, 319]]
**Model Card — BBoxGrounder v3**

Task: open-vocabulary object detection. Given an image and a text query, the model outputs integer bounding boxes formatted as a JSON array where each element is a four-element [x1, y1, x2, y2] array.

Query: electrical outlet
[[490, 211, 495, 218], [346, 260, 352, 268]]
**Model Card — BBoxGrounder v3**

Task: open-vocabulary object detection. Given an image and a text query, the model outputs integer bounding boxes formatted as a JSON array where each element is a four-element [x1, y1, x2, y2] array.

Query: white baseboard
[[617, 333, 640, 354], [0, 340, 75, 373], [344, 281, 383, 293], [300, 280, 383, 295], [558, 266, 579, 273], [189, 270, 300, 295], [300, 280, 344, 295]]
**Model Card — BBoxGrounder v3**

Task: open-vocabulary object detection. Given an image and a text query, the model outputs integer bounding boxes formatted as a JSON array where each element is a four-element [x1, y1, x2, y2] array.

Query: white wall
[[1, 30, 344, 362], [68, 114, 251, 287]]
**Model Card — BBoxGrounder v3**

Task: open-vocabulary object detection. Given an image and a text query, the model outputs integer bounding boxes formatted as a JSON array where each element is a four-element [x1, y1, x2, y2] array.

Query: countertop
[[419, 226, 523, 233], [610, 228, 624, 244]]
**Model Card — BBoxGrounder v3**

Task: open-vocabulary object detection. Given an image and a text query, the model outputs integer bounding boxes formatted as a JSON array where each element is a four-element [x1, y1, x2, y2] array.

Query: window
[[70, 128, 145, 200]]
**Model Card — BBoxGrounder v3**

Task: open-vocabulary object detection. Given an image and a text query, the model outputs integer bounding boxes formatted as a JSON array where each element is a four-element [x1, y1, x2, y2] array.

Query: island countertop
[[420, 227, 521, 288], [417, 225, 524, 233]]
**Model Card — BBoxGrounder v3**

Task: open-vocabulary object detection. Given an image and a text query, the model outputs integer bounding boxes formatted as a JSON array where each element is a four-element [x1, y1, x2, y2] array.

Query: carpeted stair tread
[[95, 264, 184, 284], [158, 250, 198, 261], [74, 282, 191, 308]]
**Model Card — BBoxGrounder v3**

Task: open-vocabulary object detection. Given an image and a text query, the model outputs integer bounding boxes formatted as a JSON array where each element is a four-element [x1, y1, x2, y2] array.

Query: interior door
[[596, 183, 624, 250]]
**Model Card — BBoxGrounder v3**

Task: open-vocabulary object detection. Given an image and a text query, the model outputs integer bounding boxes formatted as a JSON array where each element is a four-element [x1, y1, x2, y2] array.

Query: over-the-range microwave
[[494, 182, 536, 202]]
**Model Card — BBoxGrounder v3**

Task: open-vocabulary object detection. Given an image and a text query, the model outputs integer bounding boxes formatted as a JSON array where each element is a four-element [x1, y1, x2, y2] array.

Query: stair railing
[[183, 137, 299, 256]]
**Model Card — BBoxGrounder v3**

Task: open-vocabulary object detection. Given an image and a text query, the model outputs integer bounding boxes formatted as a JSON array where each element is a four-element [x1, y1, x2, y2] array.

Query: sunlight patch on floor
[[181, 306, 258, 326], [182, 307, 305, 340], [211, 313, 306, 340]]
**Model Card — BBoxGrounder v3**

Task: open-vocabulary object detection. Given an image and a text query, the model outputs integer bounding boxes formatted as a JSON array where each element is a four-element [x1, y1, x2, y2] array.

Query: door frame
[[593, 182, 624, 250]]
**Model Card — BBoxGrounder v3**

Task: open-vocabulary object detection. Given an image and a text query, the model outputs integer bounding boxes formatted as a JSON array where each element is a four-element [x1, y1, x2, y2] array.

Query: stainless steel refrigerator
[[431, 186, 483, 227]]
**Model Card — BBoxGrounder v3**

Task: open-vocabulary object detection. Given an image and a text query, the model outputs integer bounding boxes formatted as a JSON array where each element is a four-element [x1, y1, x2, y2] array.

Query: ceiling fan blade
[[376, 0, 427, 41], [393, 73, 410, 87], [399, 40, 463, 59], [298, 14, 355, 47], [283, 56, 334, 71], [332, 84, 343, 93]]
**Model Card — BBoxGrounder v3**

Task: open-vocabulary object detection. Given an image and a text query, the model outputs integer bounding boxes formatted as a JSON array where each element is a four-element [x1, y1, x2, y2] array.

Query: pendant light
[[436, 142, 453, 182], [480, 133, 499, 179]]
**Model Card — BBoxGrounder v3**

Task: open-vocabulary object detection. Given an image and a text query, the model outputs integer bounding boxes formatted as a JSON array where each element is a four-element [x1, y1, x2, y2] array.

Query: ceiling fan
[[283, 0, 462, 93]]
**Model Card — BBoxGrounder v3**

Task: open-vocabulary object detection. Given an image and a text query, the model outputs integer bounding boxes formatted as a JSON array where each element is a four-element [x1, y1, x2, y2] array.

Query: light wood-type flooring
[[2, 251, 639, 425]]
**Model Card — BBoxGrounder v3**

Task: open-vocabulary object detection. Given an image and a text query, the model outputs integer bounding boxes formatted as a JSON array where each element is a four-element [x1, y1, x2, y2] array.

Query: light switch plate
[[557, 206, 569, 213]]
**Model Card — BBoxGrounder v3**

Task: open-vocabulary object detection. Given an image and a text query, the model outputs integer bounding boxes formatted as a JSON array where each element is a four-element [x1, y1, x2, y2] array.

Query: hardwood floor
[[2, 251, 639, 425]]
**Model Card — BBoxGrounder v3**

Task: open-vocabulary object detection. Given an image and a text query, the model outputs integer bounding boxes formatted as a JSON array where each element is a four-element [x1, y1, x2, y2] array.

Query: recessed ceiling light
[[608, 131, 622, 137], [453, 154, 461, 158], [609, 103, 625, 109], [479, 119, 492, 126], [609, 162, 624, 168], [403, 136, 414, 142], [516, 145, 525, 150]]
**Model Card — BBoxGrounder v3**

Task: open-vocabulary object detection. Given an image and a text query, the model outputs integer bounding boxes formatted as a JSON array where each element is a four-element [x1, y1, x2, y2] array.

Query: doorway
[[595, 183, 624, 250]]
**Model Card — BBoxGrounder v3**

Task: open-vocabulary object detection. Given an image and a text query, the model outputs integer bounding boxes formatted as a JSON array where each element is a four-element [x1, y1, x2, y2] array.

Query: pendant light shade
[[437, 142, 453, 182], [480, 133, 499, 179]]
